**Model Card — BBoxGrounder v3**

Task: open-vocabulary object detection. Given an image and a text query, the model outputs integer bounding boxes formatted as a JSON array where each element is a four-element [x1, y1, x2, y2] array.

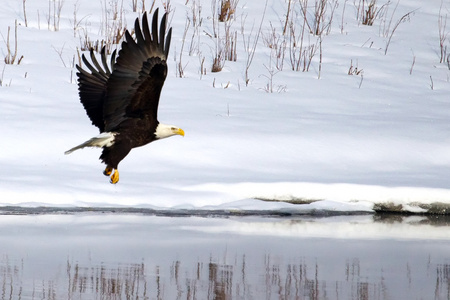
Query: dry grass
[[218, 0, 238, 22], [439, 3, 449, 64], [348, 59, 363, 76], [3, 20, 23, 65], [262, 22, 286, 71], [348, 59, 364, 88], [76, 0, 127, 55], [47, 0, 64, 31], [132, 0, 155, 12], [211, 49, 225, 72]]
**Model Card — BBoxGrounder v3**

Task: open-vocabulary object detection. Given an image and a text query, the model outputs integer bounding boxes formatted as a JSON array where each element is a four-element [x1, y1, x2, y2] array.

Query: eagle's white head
[[155, 123, 185, 139]]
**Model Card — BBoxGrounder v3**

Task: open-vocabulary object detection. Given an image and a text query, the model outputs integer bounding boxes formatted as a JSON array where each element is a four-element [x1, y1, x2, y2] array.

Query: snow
[[1, 0, 450, 214]]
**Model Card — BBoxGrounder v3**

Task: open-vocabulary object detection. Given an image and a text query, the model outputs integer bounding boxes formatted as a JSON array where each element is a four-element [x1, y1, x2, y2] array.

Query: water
[[0, 213, 448, 300]]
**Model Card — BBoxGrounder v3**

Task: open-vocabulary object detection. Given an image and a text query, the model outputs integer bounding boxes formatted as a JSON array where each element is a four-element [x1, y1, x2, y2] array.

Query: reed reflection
[[1, 254, 448, 300]]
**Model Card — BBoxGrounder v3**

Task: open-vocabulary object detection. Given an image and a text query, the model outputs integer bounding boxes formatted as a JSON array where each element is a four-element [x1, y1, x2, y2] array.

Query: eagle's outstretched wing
[[104, 9, 172, 132], [76, 47, 116, 132]]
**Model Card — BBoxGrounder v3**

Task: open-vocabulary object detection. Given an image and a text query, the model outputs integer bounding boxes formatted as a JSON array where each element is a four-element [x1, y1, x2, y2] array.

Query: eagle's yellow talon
[[104, 167, 113, 176], [110, 169, 119, 184]]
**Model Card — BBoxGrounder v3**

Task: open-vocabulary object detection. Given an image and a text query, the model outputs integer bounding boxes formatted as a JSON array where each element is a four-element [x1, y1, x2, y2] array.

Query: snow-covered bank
[[1, 0, 450, 214]]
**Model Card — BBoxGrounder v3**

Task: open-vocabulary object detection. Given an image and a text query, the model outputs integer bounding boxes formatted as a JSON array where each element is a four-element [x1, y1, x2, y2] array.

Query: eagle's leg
[[100, 138, 131, 185], [103, 166, 113, 176], [110, 169, 119, 184]]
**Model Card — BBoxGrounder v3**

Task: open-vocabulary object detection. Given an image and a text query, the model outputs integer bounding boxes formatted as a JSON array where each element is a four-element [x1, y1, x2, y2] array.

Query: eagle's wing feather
[[104, 9, 171, 132], [76, 47, 116, 132]]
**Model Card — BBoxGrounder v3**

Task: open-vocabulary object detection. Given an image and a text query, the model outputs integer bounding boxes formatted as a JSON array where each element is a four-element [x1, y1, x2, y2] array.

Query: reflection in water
[[67, 262, 147, 299], [0, 214, 448, 300], [1, 254, 448, 299], [436, 264, 450, 300]]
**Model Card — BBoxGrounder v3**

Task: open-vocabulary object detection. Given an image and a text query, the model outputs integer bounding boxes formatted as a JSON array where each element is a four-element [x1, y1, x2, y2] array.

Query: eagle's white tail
[[64, 132, 117, 155]]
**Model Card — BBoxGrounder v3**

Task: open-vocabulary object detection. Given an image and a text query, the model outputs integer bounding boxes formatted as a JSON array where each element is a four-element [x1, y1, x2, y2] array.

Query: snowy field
[[1, 0, 450, 214]]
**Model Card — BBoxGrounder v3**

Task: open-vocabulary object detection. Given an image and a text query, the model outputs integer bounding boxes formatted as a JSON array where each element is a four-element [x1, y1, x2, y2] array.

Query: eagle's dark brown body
[[100, 116, 160, 170], [66, 9, 184, 183]]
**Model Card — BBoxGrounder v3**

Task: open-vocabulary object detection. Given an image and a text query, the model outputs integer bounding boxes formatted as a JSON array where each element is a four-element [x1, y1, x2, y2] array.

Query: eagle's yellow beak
[[174, 128, 185, 137]]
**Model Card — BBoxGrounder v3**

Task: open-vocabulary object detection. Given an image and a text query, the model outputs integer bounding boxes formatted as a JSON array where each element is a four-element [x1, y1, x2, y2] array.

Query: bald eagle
[[65, 9, 184, 184]]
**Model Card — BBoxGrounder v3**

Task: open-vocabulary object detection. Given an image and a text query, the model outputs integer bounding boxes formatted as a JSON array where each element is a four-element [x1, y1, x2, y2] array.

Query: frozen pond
[[0, 213, 448, 300]]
